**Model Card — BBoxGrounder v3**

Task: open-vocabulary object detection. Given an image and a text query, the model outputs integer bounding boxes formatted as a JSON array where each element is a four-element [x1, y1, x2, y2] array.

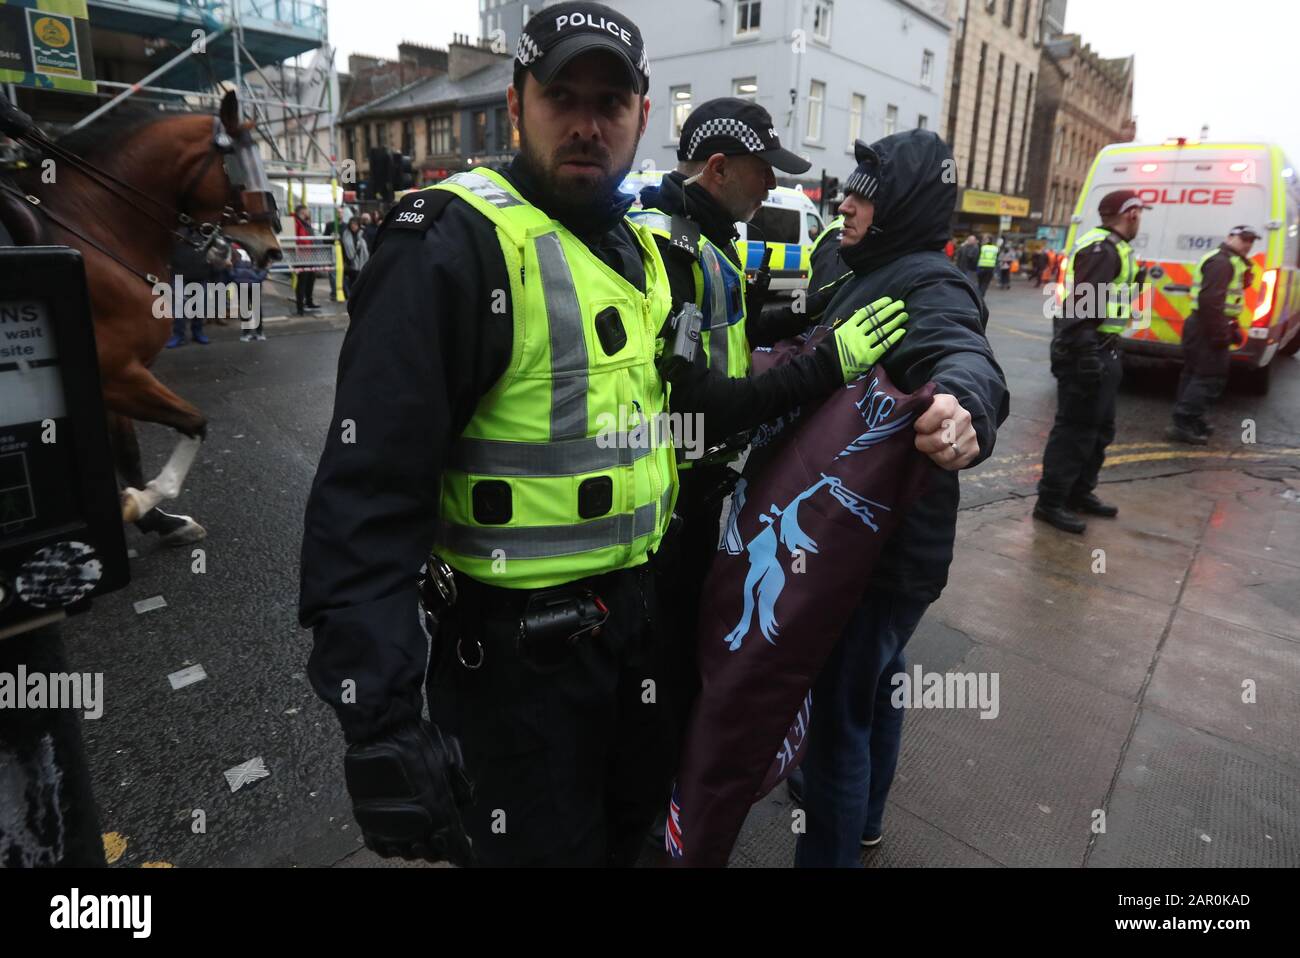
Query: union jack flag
[[665, 784, 684, 859]]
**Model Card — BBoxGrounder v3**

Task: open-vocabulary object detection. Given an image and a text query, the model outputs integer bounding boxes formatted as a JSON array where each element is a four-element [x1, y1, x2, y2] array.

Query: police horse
[[0, 91, 282, 543]]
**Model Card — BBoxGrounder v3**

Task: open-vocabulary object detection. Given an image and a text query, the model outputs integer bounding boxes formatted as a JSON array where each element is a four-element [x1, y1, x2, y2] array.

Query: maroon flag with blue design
[[667, 330, 935, 867]]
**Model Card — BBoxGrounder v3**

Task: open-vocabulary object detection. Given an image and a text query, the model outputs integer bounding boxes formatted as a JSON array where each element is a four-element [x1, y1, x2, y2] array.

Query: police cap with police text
[[516, 1, 650, 94], [1097, 189, 1153, 216], [677, 98, 811, 175]]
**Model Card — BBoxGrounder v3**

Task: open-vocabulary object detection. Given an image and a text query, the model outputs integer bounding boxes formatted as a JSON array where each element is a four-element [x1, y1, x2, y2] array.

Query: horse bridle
[[0, 107, 280, 287]]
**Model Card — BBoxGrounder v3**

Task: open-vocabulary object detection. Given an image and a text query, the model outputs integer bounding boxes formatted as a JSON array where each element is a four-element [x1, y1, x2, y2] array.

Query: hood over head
[[839, 129, 956, 275]]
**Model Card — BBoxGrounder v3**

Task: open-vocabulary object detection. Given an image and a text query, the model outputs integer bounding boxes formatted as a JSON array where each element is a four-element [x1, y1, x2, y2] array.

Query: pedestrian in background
[[997, 244, 1013, 289], [341, 216, 370, 300], [976, 234, 998, 299], [955, 233, 980, 288], [220, 245, 270, 342], [165, 235, 213, 348], [1031, 247, 1048, 288], [293, 204, 320, 316], [360, 211, 379, 255], [1167, 225, 1258, 444]]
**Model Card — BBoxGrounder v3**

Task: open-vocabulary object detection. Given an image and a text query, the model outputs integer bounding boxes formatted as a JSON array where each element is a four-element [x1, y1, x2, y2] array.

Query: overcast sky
[[328, 0, 1300, 161]]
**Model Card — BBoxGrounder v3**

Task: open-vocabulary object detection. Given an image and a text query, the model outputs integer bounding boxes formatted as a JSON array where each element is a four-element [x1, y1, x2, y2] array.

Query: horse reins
[[1, 108, 264, 289]]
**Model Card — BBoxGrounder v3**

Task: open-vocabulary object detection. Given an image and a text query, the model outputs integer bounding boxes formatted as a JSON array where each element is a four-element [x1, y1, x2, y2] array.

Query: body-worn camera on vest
[[0, 247, 129, 639]]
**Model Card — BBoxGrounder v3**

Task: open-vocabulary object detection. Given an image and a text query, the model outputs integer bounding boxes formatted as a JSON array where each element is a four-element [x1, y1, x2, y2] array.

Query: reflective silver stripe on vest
[[440, 485, 669, 559], [699, 241, 730, 372], [534, 233, 589, 440], [633, 211, 673, 234], [449, 431, 654, 477], [442, 170, 522, 208]]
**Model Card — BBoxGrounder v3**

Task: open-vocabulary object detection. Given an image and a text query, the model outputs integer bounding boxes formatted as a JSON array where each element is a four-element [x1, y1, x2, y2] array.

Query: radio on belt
[[0, 247, 129, 639]]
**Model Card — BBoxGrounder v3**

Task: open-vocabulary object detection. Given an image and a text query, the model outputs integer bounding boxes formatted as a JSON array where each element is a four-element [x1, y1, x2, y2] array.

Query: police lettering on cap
[[516, 1, 650, 93], [1098, 189, 1153, 217], [677, 97, 811, 175]]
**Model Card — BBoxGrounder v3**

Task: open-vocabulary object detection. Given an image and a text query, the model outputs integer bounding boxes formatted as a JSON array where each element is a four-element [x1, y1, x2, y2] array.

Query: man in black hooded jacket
[[794, 131, 1010, 867]]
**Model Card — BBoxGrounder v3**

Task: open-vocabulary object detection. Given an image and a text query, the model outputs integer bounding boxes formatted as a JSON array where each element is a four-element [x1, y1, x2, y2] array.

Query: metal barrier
[[272, 236, 338, 274]]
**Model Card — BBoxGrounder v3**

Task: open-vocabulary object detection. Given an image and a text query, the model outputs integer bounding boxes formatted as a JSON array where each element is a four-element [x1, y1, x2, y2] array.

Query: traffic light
[[368, 146, 391, 201], [390, 149, 415, 195]]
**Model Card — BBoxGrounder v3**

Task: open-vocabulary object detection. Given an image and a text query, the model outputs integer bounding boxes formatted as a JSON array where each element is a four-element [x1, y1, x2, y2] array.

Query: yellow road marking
[[102, 832, 127, 864], [967, 445, 1300, 483], [989, 323, 1051, 342]]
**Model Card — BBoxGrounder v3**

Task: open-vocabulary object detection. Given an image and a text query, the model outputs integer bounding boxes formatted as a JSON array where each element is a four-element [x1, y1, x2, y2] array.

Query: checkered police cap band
[[844, 169, 879, 201], [687, 117, 766, 158], [516, 31, 543, 67]]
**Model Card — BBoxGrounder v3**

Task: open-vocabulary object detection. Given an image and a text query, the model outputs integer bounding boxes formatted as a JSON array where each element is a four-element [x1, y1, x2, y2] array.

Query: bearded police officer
[[1035, 189, 1149, 534], [298, 2, 682, 868], [1167, 225, 1258, 444]]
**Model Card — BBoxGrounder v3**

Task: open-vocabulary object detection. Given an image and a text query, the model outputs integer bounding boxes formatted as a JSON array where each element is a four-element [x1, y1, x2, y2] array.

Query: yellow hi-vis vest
[[429, 168, 678, 589], [978, 243, 999, 268], [628, 208, 752, 380], [1064, 227, 1138, 334], [1190, 247, 1249, 319], [810, 214, 844, 261]]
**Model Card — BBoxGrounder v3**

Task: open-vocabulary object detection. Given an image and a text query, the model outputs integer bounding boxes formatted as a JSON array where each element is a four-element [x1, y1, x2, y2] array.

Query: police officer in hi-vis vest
[[298, 1, 908, 868], [976, 235, 998, 299], [1166, 225, 1258, 444], [628, 98, 901, 742], [1035, 189, 1150, 534]]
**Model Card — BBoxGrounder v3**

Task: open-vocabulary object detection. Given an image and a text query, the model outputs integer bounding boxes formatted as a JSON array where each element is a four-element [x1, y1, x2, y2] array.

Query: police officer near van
[[1166, 225, 1258, 444], [1035, 189, 1149, 534], [976, 235, 998, 298], [297, 1, 907, 868]]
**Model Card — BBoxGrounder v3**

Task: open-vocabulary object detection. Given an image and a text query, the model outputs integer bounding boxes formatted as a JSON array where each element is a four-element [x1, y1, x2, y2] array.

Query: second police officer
[[1035, 189, 1149, 534], [1166, 225, 1259, 444]]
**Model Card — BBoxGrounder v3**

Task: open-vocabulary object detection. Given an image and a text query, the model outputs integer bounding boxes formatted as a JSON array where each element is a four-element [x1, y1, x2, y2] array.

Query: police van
[[1063, 140, 1300, 392], [622, 170, 824, 296]]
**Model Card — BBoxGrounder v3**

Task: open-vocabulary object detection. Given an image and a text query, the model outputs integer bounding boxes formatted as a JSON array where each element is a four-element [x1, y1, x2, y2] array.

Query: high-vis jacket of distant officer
[[1063, 227, 1139, 335], [1190, 245, 1250, 327], [630, 206, 751, 379], [429, 169, 678, 588], [978, 243, 998, 269]]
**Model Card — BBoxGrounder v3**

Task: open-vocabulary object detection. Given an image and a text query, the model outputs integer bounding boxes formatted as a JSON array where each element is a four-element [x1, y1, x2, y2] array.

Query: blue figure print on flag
[[721, 473, 889, 652]]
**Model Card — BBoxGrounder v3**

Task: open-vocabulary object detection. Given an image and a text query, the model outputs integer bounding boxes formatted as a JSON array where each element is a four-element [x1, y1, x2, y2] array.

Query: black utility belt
[[418, 557, 613, 670]]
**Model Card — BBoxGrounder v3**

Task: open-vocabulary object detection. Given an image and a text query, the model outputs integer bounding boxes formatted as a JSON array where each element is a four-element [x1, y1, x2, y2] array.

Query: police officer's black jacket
[[826, 130, 1009, 603], [300, 157, 836, 743], [1192, 244, 1242, 345], [1057, 228, 1124, 352]]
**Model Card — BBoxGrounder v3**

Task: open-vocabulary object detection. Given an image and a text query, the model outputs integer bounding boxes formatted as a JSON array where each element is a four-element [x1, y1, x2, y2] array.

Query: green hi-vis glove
[[830, 295, 909, 383]]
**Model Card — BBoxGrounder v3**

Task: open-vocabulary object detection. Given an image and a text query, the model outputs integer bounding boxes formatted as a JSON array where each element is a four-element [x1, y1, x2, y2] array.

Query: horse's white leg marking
[[121, 434, 203, 519]]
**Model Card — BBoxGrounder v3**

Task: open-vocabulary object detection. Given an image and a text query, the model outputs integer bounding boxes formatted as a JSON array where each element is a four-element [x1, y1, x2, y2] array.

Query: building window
[[1020, 0, 1032, 36], [494, 108, 512, 151], [670, 85, 692, 139], [921, 49, 934, 88], [736, 0, 761, 37], [884, 104, 898, 136], [1003, 0, 1014, 27], [806, 79, 825, 141], [428, 113, 455, 155], [472, 111, 487, 152], [363, 123, 372, 151], [848, 93, 865, 147], [733, 77, 758, 100], [813, 1, 832, 44], [522, 4, 531, 25], [917, 114, 928, 130], [402, 119, 414, 155]]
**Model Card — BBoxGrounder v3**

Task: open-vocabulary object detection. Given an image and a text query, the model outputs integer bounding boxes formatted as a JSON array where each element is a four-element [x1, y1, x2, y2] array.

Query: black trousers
[[295, 271, 317, 312], [427, 563, 677, 867], [977, 268, 994, 298], [1173, 313, 1229, 430], [1038, 345, 1122, 505]]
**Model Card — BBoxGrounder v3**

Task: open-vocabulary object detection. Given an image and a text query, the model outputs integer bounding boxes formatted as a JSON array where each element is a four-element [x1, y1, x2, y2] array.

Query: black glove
[[1134, 265, 1148, 287], [1230, 323, 1246, 348], [344, 721, 476, 866]]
